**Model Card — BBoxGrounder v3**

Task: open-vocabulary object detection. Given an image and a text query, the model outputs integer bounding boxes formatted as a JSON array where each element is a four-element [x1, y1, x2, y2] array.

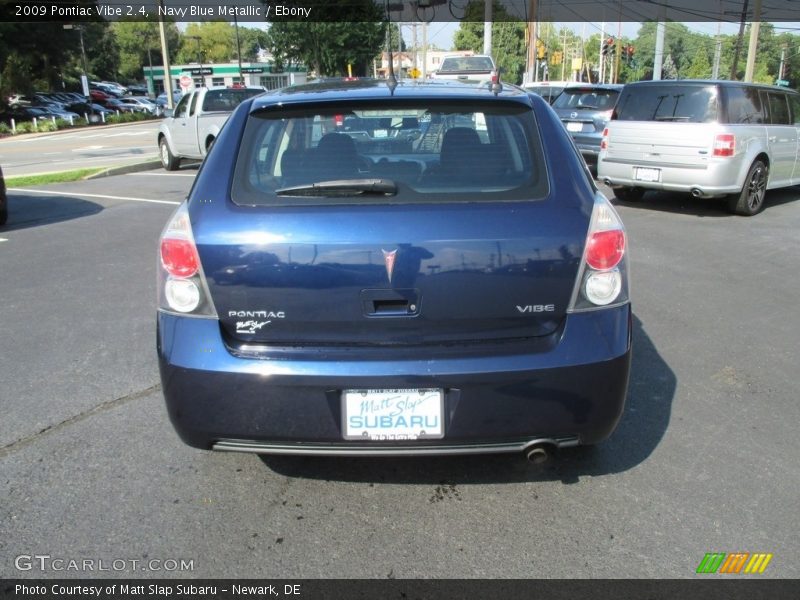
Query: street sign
[[775, 79, 790, 87], [409, 67, 421, 79], [179, 74, 193, 92]]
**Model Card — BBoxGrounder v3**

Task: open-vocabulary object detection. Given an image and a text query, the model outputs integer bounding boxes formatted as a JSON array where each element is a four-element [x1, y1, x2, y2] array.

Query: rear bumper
[[157, 305, 632, 454], [597, 154, 746, 196]]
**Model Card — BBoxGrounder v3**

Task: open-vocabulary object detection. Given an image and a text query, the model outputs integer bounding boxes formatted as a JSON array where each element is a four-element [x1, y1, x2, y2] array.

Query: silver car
[[598, 80, 800, 215]]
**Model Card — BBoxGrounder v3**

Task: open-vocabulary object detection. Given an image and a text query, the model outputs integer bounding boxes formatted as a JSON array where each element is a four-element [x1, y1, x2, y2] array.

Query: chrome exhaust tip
[[524, 444, 552, 465]]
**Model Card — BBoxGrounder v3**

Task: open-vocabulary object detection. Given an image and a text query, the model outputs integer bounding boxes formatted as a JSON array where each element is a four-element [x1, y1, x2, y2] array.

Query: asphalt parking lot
[[1, 169, 799, 578]]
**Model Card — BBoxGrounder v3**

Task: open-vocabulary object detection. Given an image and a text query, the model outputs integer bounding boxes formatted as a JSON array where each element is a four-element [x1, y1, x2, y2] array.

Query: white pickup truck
[[429, 55, 496, 84], [157, 86, 265, 170]]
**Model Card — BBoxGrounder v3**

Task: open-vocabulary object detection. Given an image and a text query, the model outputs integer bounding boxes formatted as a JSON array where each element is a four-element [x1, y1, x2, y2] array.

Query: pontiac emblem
[[382, 249, 398, 282]]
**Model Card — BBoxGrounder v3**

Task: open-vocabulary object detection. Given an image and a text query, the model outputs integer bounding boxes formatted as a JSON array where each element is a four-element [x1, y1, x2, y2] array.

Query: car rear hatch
[[553, 87, 618, 142], [605, 82, 722, 167], [192, 98, 589, 347]]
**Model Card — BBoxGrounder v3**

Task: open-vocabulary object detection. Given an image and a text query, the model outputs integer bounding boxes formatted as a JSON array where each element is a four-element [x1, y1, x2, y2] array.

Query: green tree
[[685, 47, 711, 79], [266, 1, 386, 76], [453, 2, 526, 84], [237, 27, 270, 62], [113, 20, 181, 83], [178, 22, 238, 64]]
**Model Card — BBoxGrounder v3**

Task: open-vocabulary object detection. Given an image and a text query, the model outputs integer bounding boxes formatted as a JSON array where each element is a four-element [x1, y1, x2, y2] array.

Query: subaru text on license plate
[[342, 389, 444, 440]]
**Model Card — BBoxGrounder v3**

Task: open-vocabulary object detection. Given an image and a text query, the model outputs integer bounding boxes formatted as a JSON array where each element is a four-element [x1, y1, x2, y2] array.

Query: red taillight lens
[[160, 237, 198, 278], [334, 114, 344, 127], [713, 133, 735, 157], [600, 127, 609, 150], [586, 229, 625, 270]]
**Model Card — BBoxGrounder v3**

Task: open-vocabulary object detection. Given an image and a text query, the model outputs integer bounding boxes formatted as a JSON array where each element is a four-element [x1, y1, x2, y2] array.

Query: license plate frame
[[635, 167, 661, 182], [342, 388, 445, 441]]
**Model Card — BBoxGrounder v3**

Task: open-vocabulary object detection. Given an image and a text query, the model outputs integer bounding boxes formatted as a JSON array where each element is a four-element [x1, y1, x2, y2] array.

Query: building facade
[[143, 62, 307, 95]]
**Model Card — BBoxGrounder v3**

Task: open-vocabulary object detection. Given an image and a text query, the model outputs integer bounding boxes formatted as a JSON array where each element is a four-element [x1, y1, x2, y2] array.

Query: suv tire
[[728, 160, 768, 216]]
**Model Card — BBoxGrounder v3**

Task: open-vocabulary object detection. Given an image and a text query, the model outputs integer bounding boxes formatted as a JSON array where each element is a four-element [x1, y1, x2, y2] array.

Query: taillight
[[568, 194, 630, 312], [334, 114, 344, 127], [160, 237, 198, 278], [586, 229, 625, 270], [713, 133, 735, 157], [600, 127, 609, 150], [157, 203, 217, 317]]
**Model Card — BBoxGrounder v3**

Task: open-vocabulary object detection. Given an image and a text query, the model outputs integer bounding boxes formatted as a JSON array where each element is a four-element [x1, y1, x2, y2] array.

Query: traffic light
[[602, 37, 614, 56], [537, 39, 546, 60], [552, 51, 563, 65], [625, 45, 635, 64]]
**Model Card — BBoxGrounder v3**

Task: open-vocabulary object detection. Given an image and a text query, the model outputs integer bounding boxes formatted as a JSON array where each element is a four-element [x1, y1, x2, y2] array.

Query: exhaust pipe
[[603, 178, 612, 186], [524, 443, 553, 465], [691, 188, 703, 198]]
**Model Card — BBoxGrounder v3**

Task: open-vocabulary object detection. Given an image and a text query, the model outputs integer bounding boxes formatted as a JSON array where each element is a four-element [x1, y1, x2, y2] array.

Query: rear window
[[201, 88, 264, 112], [231, 100, 547, 206], [526, 86, 565, 103], [552, 88, 619, 110], [439, 57, 494, 72], [615, 85, 719, 123]]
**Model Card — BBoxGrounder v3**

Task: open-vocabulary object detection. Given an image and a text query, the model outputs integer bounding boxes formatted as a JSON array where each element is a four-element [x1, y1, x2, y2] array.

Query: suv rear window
[[615, 85, 719, 123], [552, 88, 619, 110], [231, 100, 547, 206]]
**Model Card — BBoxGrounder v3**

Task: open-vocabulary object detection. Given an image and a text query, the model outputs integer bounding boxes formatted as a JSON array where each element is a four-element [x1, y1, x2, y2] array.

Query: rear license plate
[[342, 389, 444, 440], [635, 167, 661, 182], [566, 121, 583, 132]]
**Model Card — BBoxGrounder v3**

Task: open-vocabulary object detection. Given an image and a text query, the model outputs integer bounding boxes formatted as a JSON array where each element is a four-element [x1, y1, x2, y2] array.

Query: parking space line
[[129, 172, 197, 177], [8, 188, 181, 206]]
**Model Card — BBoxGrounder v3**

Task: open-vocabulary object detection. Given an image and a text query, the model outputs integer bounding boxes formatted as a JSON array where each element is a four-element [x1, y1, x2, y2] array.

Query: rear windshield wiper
[[276, 179, 398, 197], [654, 116, 692, 121]]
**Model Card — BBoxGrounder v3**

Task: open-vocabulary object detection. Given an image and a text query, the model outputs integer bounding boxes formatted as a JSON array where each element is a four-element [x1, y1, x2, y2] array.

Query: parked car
[[551, 84, 622, 166], [126, 84, 149, 96], [0, 105, 60, 124], [102, 97, 141, 114], [89, 89, 111, 103], [119, 96, 161, 115], [66, 102, 115, 119], [157, 86, 265, 169], [0, 165, 7, 226], [598, 79, 800, 215], [523, 81, 574, 105], [156, 90, 185, 108], [156, 79, 632, 459]]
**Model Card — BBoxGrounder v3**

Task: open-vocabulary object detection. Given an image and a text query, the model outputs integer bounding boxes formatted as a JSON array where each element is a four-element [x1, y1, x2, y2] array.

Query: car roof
[[623, 79, 798, 94], [251, 79, 532, 110]]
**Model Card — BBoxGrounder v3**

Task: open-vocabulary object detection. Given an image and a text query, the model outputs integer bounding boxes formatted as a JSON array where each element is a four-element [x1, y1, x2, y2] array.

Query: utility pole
[[599, 22, 605, 83], [744, 0, 762, 82], [730, 0, 750, 80], [233, 9, 243, 85], [525, 0, 537, 83], [712, 19, 722, 78], [421, 21, 427, 79], [483, 0, 492, 57], [779, 44, 787, 79], [158, 0, 175, 109]]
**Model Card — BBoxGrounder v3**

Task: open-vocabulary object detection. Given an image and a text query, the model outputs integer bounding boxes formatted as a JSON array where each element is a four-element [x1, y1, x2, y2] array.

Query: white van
[[598, 80, 800, 215]]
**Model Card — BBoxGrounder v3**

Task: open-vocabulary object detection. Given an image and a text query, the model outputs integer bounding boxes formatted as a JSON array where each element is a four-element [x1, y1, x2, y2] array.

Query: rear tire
[[614, 186, 645, 202], [728, 159, 768, 216], [159, 137, 180, 171], [0, 205, 7, 227]]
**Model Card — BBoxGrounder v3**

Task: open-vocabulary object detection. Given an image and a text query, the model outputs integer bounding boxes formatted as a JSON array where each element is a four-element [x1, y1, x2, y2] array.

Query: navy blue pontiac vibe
[[157, 79, 632, 460]]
